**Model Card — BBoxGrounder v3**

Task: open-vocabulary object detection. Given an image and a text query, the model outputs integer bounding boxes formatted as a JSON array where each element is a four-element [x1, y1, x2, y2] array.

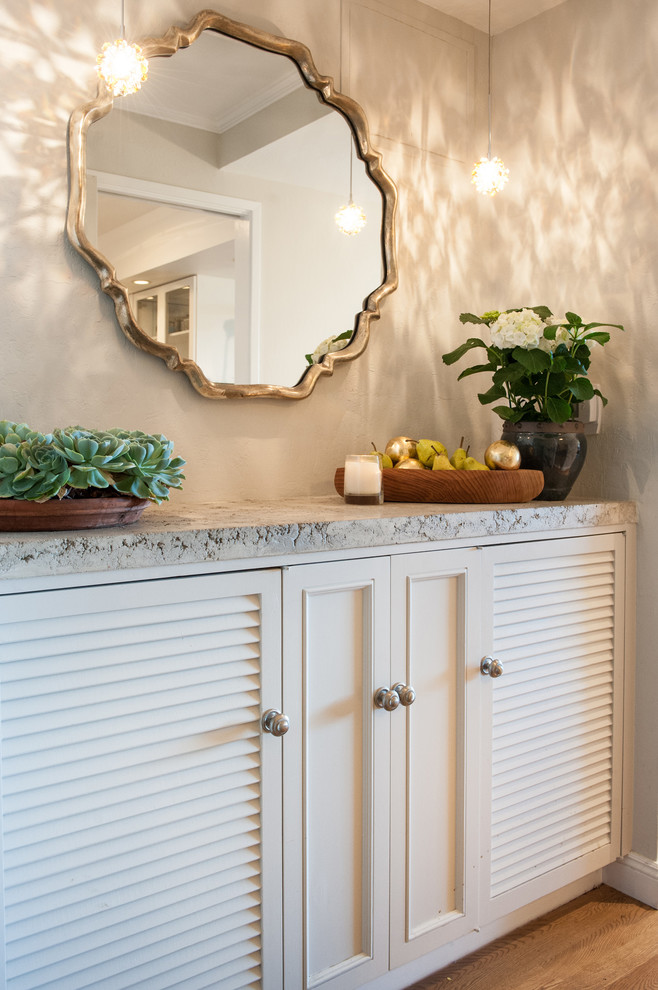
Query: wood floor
[[406, 885, 658, 990]]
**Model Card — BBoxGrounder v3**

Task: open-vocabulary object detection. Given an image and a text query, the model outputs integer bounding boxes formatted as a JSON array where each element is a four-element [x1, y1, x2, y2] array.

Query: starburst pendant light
[[472, 0, 509, 196], [97, 0, 148, 97], [335, 139, 366, 236]]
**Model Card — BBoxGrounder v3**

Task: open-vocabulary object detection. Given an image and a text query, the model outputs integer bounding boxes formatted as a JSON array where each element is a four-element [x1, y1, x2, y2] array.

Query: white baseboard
[[603, 853, 658, 908]]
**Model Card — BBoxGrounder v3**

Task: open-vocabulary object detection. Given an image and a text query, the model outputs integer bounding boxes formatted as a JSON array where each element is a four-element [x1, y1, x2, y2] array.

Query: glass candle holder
[[343, 453, 383, 505]]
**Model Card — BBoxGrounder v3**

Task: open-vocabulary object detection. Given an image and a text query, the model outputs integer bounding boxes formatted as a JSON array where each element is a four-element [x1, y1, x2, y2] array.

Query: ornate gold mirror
[[67, 10, 398, 398]]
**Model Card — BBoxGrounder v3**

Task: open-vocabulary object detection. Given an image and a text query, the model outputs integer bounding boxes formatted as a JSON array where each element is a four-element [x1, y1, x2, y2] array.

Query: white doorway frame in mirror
[[88, 171, 262, 385]]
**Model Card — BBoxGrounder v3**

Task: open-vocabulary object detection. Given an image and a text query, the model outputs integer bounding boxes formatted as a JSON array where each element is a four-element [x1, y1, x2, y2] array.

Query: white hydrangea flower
[[537, 321, 570, 353], [310, 334, 350, 364], [489, 309, 547, 350]]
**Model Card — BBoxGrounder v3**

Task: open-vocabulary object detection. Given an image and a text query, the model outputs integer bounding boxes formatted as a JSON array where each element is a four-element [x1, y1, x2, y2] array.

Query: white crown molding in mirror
[[67, 8, 398, 400]]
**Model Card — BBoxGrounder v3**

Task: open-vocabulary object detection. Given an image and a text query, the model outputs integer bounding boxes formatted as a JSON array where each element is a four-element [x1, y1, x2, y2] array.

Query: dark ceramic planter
[[501, 421, 587, 501]]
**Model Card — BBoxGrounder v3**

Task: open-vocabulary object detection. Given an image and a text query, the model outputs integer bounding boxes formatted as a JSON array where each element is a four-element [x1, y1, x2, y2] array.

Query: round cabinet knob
[[480, 656, 504, 678], [374, 686, 401, 711], [261, 708, 290, 736], [392, 682, 416, 706]]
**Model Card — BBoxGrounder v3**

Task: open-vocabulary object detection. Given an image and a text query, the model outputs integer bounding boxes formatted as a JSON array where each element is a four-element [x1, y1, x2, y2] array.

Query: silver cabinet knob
[[480, 656, 504, 678], [392, 682, 416, 706], [374, 686, 400, 711], [261, 708, 290, 736]]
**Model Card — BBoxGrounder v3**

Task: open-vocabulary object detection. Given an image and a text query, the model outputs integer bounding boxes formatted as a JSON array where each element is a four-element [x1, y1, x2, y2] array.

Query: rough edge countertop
[[0, 496, 637, 580]]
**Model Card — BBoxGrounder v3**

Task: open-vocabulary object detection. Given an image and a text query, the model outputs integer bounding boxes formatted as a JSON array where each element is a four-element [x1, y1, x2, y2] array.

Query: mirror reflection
[[83, 28, 385, 389]]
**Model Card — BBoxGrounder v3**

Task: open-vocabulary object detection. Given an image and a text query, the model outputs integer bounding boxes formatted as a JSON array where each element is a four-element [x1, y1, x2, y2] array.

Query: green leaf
[[76, 438, 99, 461], [68, 466, 112, 489], [459, 313, 487, 325], [582, 322, 624, 332], [493, 405, 525, 422], [512, 347, 552, 372], [128, 443, 148, 466], [492, 364, 527, 385], [545, 396, 574, 422], [529, 306, 553, 320], [543, 325, 558, 340], [543, 371, 568, 396], [561, 354, 588, 374], [456, 362, 498, 380], [583, 331, 610, 345], [565, 311, 583, 326], [442, 338, 487, 365], [594, 389, 609, 407], [477, 384, 507, 405], [568, 377, 595, 400]]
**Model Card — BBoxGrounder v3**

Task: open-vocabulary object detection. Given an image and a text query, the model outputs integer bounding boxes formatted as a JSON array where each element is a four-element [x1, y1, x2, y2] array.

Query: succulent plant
[[104, 429, 186, 502], [0, 421, 70, 501], [52, 427, 131, 490], [0, 420, 185, 504]]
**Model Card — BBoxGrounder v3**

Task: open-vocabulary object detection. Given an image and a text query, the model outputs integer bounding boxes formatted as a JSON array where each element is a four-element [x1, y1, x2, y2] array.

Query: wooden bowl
[[0, 496, 150, 532], [334, 467, 544, 504]]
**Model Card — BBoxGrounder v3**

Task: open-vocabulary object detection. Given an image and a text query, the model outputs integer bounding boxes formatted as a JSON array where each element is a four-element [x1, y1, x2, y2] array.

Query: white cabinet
[[279, 533, 629, 989], [281, 557, 392, 990], [280, 548, 481, 987], [478, 533, 627, 923], [0, 526, 632, 990], [0, 569, 283, 990], [133, 276, 196, 362], [388, 548, 482, 968]]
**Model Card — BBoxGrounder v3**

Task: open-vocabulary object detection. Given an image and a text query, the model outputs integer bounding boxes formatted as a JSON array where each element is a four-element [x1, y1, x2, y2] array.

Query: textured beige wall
[[490, 0, 658, 861], [2, 0, 655, 858], [0, 0, 488, 502]]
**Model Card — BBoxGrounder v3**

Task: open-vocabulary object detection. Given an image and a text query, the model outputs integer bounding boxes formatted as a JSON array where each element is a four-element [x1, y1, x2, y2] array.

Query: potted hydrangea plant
[[442, 307, 624, 498], [0, 421, 185, 531]]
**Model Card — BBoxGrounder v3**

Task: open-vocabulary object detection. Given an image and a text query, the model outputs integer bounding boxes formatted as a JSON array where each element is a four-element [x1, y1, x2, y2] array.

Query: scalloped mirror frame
[[67, 9, 398, 399]]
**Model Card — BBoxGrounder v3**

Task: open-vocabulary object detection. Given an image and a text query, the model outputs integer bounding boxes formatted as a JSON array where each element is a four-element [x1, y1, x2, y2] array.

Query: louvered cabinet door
[[479, 534, 626, 922], [0, 569, 283, 990]]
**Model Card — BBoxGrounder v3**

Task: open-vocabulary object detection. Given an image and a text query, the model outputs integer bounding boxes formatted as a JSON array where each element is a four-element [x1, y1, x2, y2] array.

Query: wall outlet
[[575, 389, 603, 435]]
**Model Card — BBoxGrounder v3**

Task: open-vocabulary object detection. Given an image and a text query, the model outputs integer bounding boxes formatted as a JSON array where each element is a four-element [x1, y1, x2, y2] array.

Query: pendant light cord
[[487, 0, 492, 159], [349, 147, 354, 203], [120, 0, 126, 39], [340, 3, 354, 204]]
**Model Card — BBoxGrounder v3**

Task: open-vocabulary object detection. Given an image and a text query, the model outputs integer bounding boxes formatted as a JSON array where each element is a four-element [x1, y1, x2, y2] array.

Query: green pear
[[450, 436, 469, 469], [464, 456, 490, 471], [416, 439, 447, 467], [450, 448, 468, 469], [370, 442, 393, 469], [432, 453, 456, 471]]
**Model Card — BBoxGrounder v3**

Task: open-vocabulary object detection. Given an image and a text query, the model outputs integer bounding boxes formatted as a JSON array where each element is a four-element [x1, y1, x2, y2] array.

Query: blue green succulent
[[0, 420, 185, 503]]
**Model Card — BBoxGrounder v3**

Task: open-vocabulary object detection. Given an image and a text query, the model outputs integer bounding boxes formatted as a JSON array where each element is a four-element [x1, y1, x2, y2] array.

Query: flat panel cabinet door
[[389, 549, 481, 968], [0, 569, 283, 990], [282, 558, 391, 990], [479, 534, 626, 923]]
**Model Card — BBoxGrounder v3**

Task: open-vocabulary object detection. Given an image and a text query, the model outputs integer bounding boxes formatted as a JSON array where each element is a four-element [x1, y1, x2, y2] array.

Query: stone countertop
[[0, 496, 637, 581]]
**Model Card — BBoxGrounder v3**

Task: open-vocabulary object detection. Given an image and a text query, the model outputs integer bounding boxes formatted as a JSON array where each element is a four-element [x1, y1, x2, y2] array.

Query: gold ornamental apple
[[385, 436, 418, 463], [484, 440, 521, 471], [394, 457, 425, 470]]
